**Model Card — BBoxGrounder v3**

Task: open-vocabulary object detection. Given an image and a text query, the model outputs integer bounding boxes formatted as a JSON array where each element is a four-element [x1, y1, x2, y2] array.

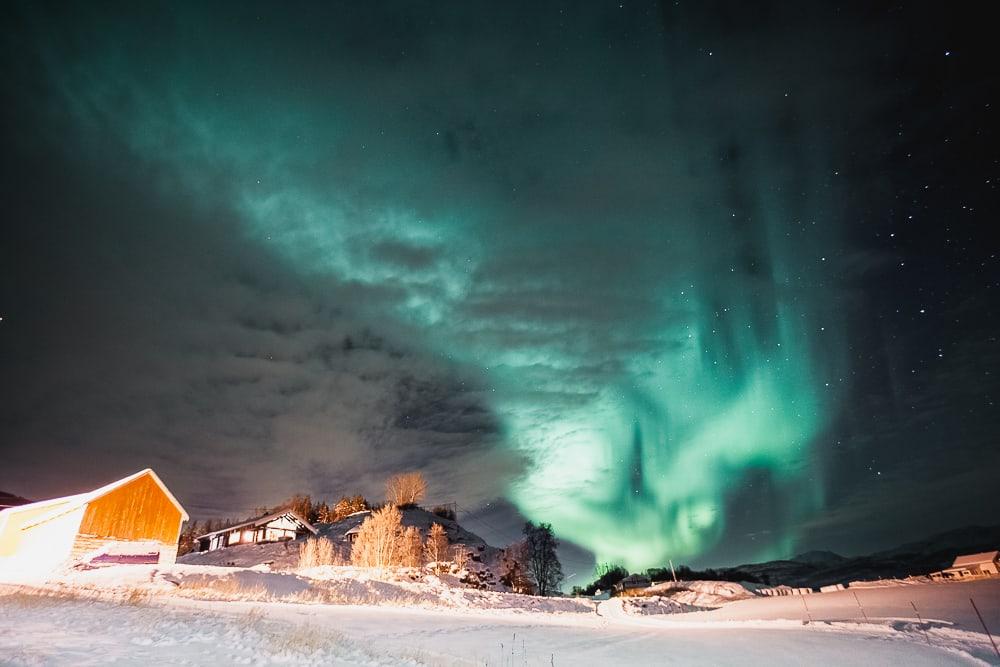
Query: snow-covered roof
[[951, 551, 999, 568], [1, 469, 189, 530], [10, 468, 188, 530], [195, 509, 318, 540], [0, 492, 87, 518]]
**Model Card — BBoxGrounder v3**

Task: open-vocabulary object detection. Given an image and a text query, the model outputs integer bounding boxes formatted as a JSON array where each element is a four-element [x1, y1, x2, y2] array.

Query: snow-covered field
[[1, 565, 998, 665]]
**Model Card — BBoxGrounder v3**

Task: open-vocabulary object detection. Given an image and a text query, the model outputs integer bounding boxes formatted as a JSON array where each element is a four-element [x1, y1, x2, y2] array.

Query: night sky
[[1, 2, 996, 573]]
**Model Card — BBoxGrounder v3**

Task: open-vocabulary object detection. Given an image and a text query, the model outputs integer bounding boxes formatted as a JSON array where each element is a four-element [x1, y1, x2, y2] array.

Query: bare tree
[[424, 523, 449, 572], [400, 526, 425, 568], [385, 471, 427, 507], [351, 505, 403, 568], [523, 522, 564, 596], [500, 539, 535, 594]]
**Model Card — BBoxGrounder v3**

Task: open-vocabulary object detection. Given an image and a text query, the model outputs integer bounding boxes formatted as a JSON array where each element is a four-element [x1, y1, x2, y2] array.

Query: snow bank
[[599, 596, 703, 617], [16, 563, 596, 616], [848, 577, 929, 588], [641, 580, 758, 607], [2, 573, 995, 665], [2, 589, 983, 666], [0, 592, 415, 666]]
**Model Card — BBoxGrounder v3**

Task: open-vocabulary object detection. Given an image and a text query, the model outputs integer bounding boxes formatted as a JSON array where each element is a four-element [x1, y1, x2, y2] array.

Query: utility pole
[[669, 559, 677, 582]]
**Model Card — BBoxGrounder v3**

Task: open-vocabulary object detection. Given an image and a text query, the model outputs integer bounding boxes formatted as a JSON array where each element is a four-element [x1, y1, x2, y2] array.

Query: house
[[614, 573, 651, 595], [933, 551, 1000, 579], [196, 509, 317, 552], [0, 469, 188, 575]]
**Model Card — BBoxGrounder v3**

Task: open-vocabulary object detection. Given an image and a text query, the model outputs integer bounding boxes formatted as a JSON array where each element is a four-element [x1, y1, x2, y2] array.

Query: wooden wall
[[77, 473, 183, 545]]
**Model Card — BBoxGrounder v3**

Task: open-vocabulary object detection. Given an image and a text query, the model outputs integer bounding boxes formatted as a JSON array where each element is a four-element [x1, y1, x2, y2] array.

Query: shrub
[[431, 505, 456, 521], [424, 523, 450, 572], [299, 537, 339, 568], [351, 505, 403, 568], [400, 526, 424, 568], [451, 544, 470, 571]]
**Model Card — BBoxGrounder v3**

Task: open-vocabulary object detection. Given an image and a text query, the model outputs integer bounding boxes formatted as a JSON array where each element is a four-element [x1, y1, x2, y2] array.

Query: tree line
[[572, 561, 765, 596]]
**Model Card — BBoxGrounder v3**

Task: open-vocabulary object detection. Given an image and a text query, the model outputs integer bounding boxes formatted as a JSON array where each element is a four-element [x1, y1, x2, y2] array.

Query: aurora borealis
[[2, 2, 997, 573]]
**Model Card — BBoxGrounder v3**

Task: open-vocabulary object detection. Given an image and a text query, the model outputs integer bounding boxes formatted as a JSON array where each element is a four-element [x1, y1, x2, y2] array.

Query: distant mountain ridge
[[718, 524, 1000, 588], [790, 550, 846, 566], [0, 490, 32, 509]]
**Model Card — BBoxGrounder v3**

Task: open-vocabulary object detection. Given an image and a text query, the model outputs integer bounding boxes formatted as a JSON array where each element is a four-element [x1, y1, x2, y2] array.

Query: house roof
[[1, 469, 189, 530], [195, 509, 318, 540], [951, 551, 1000, 568]]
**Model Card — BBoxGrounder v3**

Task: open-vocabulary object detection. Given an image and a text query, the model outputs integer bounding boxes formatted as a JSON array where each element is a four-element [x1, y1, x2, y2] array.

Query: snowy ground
[[1, 566, 998, 665]]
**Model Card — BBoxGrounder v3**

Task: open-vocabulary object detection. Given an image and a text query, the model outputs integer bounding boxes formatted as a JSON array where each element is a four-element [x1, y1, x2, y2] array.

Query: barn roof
[[195, 509, 318, 540], [951, 551, 1000, 568], [2, 469, 189, 530]]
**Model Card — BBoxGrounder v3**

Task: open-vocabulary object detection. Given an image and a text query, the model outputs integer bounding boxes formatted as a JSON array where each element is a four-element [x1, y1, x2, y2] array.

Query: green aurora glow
[[25, 4, 853, 569]]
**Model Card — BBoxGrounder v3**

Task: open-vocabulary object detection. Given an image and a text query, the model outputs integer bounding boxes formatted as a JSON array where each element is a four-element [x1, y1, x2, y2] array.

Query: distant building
[[196, 510, 317, 552], [932, 551, 1000, 579], [614, 574, 651, 595], [0, 469, 188, 574]]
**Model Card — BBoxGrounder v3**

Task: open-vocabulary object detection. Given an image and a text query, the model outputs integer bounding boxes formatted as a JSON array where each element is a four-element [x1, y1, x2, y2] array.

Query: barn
[[0, 468, 188, 575]]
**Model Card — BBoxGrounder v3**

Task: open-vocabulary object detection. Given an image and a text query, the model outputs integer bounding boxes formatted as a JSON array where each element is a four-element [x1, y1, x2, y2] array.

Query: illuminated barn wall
[[0, 469, 188, 574]]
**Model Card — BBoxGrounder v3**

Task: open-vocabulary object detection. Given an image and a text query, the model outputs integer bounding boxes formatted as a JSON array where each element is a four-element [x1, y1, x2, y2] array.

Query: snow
[[597, 596, 703, 616], [641, 580, 758, 607], [1, 565, 998, 665]]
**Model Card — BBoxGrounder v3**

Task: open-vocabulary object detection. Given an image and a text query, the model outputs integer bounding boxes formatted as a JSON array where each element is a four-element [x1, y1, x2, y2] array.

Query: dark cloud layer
[[0, 75, 518, 516]]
